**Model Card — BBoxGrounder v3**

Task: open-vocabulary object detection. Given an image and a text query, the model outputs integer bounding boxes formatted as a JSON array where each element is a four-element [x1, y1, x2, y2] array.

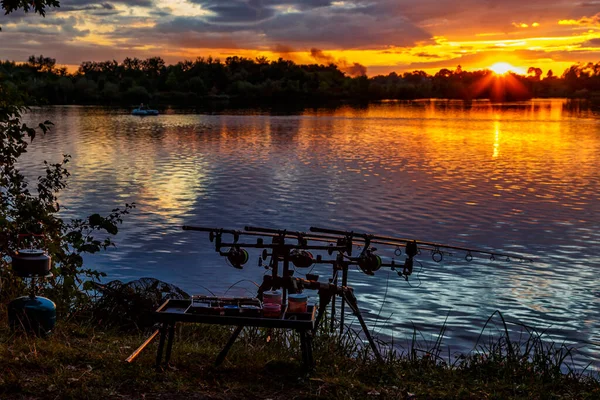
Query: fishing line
[[374, 312, 395, 337], [373, 271, 391, 332], [407, 261, 423, 288], [195, 285, 216, 297], [224, 279, 260, 296]]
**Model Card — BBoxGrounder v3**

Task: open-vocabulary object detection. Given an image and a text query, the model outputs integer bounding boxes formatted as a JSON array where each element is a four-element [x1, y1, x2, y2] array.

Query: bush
[[0, 73, 133, 315]]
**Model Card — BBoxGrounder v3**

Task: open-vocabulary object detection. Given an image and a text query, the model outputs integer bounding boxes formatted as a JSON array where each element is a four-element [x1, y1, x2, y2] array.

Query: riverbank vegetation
[[1, 308, 599, 400], [2, 56, 600, 107]]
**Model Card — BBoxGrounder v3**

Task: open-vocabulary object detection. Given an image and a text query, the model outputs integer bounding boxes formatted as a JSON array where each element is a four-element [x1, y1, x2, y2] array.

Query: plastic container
[[263, 303, 281, 318], [240, 305, 261, 317], [287, 293, 308, 313], [263, 290, 282, 305]]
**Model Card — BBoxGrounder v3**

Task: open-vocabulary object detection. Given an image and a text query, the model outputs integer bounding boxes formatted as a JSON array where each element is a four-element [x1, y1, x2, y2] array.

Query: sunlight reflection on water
[[20, 100, 600, 367]]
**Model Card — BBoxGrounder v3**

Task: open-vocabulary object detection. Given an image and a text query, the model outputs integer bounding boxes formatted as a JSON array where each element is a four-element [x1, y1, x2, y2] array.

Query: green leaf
[[88, 213, 103, 227], [103, 222, 118, 235]]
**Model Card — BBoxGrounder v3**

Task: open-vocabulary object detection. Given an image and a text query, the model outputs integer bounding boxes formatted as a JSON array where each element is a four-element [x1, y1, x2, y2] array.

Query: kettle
[[11, 248, 52, 277]]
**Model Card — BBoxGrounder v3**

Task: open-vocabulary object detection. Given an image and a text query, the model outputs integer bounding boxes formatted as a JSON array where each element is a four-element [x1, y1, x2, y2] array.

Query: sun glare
[[489, 62, 524, 75]]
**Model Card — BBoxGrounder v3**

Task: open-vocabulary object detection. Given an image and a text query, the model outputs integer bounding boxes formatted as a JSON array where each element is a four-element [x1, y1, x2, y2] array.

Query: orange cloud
[[512, 22, 540, 29], [558, 13, 600, 26]]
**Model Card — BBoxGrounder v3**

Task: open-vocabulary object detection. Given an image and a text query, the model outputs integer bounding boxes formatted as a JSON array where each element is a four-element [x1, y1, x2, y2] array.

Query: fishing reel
[[208, 229, 249, 269], [353, 234, 382, 276], [258, 249, 272, 269], [221, 247, 249, 269], [290, 249, 314, 269], [357, 249, 382, 276]]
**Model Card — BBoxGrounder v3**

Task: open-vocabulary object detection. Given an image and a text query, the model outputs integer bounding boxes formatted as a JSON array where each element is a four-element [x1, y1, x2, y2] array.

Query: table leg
[[125, 329, 160, 363], [305, 331, 314, 368], [164, 323, 176, 365], [299, 330, 314, 369], [155, 323, 168, 369], [215, 325, 244, 366], [299, 330, 307, 363]]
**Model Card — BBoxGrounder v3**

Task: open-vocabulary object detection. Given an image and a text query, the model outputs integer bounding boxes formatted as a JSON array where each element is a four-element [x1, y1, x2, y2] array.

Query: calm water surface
[[21, 100, 600, 365]]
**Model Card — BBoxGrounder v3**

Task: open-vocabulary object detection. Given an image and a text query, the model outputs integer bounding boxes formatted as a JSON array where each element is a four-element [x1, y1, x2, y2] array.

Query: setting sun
[[489, 62, 525, 75]]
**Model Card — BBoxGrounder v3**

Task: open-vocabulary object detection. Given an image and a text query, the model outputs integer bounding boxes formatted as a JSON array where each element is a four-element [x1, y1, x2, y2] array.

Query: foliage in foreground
[[1, 0, 133, 315], [0, 83, 134, 315], [0, 310, 599, 400], [1, 46, 134, 319]]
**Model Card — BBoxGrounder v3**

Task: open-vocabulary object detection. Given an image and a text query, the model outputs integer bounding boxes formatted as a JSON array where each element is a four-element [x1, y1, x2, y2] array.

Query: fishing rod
[[310, 226, 534, 264], [245, 226, 352, 253], [243, 226, 435, 277], [182, 224, 535, 342], [183, 225, 348, 272], [184, 224, 350, 257], [182, 225, 435, 278], [183, 225, 344, 244], [244, 225, 456, 260], [184, 225, 450, 265]]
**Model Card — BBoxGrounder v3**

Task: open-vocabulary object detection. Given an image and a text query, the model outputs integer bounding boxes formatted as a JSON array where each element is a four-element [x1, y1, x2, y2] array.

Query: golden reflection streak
[[493, 120, 500, 158], [64, 118, 210, 225]]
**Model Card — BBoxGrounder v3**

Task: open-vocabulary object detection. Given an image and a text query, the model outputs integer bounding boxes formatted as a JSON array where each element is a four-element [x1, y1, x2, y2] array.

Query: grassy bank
[[1, 312, 599, 400]]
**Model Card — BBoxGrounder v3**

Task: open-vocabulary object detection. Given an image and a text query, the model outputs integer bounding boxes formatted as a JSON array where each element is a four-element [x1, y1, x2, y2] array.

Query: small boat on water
[[132, 108, 159, 116], [132, 103, 159, 116]]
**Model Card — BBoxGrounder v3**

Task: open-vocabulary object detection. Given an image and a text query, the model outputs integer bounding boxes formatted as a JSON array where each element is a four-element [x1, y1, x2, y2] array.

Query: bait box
[[185, 296, 262, 316]]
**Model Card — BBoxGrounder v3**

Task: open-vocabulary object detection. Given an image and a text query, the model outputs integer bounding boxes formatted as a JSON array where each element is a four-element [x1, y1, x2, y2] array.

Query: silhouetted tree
[[3, 53, 599, 105], [27, 55, 56, 73], [527, 67, 543, 81]]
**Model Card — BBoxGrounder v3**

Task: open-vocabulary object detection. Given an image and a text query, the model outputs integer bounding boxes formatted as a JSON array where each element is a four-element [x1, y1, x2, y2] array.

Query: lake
[[20, 99, 600, 366]]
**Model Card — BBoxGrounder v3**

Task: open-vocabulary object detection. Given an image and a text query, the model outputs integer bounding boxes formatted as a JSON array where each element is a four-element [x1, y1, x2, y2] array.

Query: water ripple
[[20, 100, 600, 368]]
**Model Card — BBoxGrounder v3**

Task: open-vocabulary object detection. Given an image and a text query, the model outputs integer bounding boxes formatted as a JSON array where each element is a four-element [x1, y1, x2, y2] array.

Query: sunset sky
[[1, 0, 599, 76]]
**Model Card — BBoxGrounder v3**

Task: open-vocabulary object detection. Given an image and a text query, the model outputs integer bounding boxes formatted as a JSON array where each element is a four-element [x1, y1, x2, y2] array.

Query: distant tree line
[[1, 55, 600, 106]]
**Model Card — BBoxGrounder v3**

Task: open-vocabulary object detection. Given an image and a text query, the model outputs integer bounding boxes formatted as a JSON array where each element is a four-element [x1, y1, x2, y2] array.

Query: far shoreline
[[25, 97, 598, 115]]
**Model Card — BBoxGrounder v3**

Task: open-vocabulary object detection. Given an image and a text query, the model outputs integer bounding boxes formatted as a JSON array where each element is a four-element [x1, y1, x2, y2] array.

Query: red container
[[263, 303, 281, 318], [263, 290, 282, 305], [287, 294, 308, 313]]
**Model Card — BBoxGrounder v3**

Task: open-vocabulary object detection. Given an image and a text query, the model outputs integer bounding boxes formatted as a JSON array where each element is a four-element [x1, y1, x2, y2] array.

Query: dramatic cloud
[[200, 2, 277, 23], [59, 0, 154, 9], [148, 2, 430, 49], [57, 2, 117, 12], [0, 0, 599, 75]]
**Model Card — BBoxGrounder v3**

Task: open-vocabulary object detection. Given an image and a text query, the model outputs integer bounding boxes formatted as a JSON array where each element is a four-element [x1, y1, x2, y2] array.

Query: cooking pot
[[11, 249, 52, 277]]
